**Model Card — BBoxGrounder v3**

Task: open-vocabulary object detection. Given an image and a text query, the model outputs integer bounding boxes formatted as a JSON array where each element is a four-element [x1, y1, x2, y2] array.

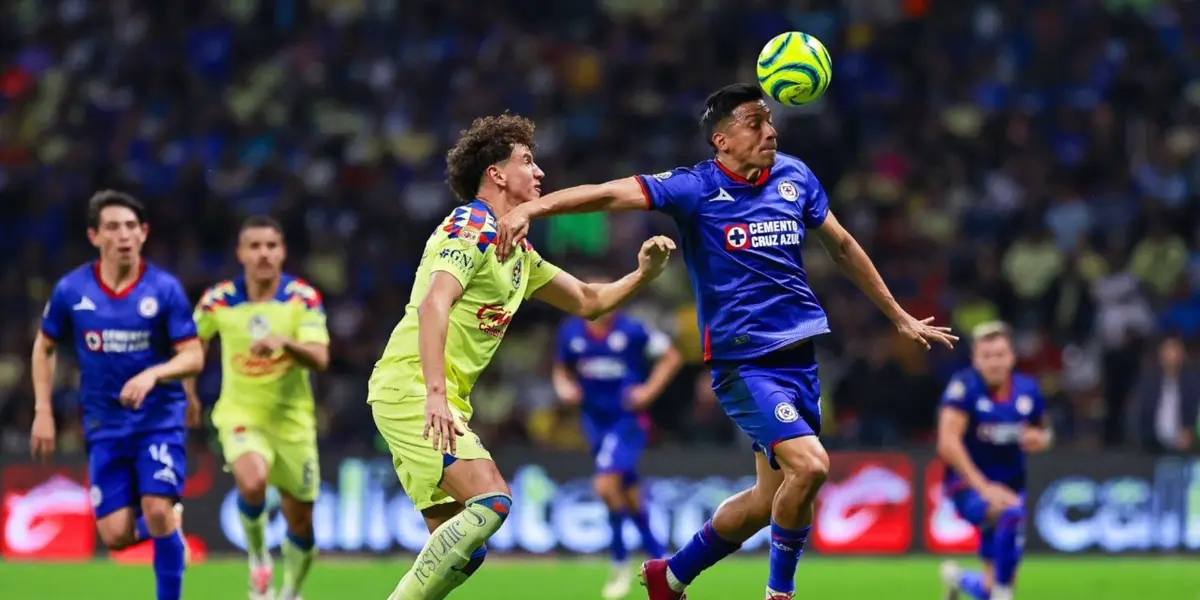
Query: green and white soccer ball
[[756, 32, 833, 107]]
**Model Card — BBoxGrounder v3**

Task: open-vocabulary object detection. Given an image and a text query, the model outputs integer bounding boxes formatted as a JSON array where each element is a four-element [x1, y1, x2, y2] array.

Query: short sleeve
[[523, 243, 563, 300], [555, 324, 575, 365], [1028, 385, 1047, 424], [40, 280, 72, 342], [164, 277, 199, 343], [286, 280, 331, 345], [193, 287, 220, 341], [426, 223, 487, 290], [801, 165, 830, 228], [940, 375, 971, 412], [636, 168, 705, 220]]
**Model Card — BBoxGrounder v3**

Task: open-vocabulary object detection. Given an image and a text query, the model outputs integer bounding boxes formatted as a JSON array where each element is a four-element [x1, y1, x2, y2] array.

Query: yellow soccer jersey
[[370, 200, 561, 414], [195, 275, 330, 437]]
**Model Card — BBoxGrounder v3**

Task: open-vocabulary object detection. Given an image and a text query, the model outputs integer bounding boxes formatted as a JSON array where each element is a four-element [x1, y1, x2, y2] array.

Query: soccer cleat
[[249, 556, 275, 600], [766, 594, 795, 600], [602, 562, 634, 599], [640, 559, 686, 600], [939, 560, 961, 600], [990, 585, 1013, 600]]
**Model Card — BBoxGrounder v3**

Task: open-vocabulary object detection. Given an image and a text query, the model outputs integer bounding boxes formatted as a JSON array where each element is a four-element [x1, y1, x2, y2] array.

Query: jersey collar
[[93, 259, 147, 300], [715, 158, 771, 186], [470, 198, 496, 216]]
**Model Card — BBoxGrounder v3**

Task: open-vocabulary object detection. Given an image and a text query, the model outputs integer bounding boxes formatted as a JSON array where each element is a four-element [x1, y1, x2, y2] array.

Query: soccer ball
[[756, 32, 833, 107]]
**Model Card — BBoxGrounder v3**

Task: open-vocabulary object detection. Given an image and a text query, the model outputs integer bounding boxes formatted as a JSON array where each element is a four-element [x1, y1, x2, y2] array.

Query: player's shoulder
[[197, 279, 242, 312], [54, 262, 97, 292], [142, 262, 185, 288], [945, 367, 982, 395], [436, 200, 502, 254], [279, 274, 324, 307], [1011, 372, 1041, 393], [771, 152, 817, 179]]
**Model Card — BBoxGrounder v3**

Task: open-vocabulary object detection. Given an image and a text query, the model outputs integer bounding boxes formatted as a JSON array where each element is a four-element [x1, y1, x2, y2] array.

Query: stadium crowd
[[1, 0, 1198, 457]]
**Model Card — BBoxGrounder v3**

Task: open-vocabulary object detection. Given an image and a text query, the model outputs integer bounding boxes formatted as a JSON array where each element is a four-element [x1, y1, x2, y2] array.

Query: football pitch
[[1, 556, 1195, 599]]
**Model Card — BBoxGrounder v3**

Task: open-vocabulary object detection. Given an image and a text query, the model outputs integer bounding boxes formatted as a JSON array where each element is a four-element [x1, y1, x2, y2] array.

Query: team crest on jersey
[[248, 314, 271, 340], [459, 226, 480, 247], [512, 258, 523, 288], [1016, 394, 1033, 416], [774, 402, 799, 423], [777, 180, 799, 202], [138, 296, 159, 318], [608, 331, 628, 351], [946, 380, 965, 400], [84, 331, 102, 351]]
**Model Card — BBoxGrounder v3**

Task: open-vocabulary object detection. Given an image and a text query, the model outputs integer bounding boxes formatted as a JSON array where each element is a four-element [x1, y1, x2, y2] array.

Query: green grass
[[1, 556, 1195, 599]]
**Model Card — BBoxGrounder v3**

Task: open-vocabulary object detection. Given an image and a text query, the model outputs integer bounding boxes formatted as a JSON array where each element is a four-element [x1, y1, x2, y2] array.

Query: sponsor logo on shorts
[[774, 402, 799, 423], [476, 303, 514, 338]]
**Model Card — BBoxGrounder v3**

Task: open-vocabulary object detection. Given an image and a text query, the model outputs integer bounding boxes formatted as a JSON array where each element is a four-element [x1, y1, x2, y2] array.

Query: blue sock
[[993, 506, 1024, 587], [666, 520, 741, 585], [957, 570, 990, 599], [608, 510, 629, 563], [462, 544, 488, 576], [135, 516, 151, 542], [766, 522, 810, 594], [152, 531, 186, 600], [631, 507, 665, 558], [237, 496, 265, 519]]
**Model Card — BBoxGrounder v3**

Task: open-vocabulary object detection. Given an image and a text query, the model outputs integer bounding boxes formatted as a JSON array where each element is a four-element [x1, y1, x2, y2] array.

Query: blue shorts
[[87, 429, 187, 519], [709, 342, 821, 470], [950, 488, 1026, 561], [582, 416, 647, 482]]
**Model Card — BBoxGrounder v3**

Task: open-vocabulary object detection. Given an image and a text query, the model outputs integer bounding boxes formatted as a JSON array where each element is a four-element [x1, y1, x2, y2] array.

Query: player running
[[554, 302, 681, 599], [494, 83, 957, 600], [30, 191, 203, 600], [186, 215, 329, 600], [368, 114, 674, 600], [937, 322, 1052, 600]]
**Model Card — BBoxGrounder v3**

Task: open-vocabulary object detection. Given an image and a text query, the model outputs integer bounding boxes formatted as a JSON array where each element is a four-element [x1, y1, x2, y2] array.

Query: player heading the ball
[[494, 83, 957, 600], [368, 113, 674, 600]]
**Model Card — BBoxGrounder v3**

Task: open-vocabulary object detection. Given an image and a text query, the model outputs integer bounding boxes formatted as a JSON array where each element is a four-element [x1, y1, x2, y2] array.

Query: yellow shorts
[[369, 395, 491, 511], [217, 425, 320, 502]]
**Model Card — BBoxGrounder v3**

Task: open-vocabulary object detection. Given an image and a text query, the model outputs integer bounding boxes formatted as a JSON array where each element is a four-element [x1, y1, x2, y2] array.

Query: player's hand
[[556, 382, 583, 406], [185, 396, 203, 429], [637, 236, 676, 278], [120, 370, 160, 409], [495, 205, 532, 262], [1019, 427, 1050, 453], [895, 315, 957, 350], [980, 482, 1021, 513], [30, 411, 56, 463], [423, 393, 465, 455], [250, 335, 285, 358], [624, 385, 654, 411]]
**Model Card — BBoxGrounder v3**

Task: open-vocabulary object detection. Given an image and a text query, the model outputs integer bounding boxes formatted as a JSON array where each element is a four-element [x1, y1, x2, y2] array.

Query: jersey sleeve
[[40, 279, 72, 342], [1028, 383, 1048, 424], [801, 164, 830, 228], [427, 212, 488, 289], [164, 277, 199, 343], [523, 243, 563, 300], [636, 168, 705, 220], [940, 374, 972, 413], [193, 285, 222, 341], [285, 280, 331, 345]]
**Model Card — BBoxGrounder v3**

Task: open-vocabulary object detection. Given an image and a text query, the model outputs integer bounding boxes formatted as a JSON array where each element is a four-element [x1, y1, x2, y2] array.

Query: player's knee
[[467, 493, 513, 528], [777, 446, 829, 489], [141, 497, 176, 530], [96, 521, 137, 550], [592, 475, 625, 507], [236, 476, 269, 504]]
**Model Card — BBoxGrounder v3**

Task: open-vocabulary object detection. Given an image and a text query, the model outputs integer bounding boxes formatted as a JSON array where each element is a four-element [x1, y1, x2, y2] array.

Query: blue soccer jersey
[[636, 153, 830, 468], [636, 153, 830, 362], [557, 314, 668, 475], [939, 368, 1046, 493], [40, 261, 196, 517]]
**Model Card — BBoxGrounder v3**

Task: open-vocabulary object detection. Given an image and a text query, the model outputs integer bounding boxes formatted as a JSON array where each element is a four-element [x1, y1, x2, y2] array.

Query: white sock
[[665, 566, 686, 592]]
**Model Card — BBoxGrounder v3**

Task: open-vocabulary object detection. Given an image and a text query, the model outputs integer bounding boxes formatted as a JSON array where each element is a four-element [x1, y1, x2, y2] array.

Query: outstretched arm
[[496, 177, 647, 260], [533, 236, 675, 319], [814, 211, 957, 350]]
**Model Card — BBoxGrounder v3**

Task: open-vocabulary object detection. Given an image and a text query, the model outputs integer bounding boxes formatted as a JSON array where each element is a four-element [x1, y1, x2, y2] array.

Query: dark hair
[[699, 83, 766, 150], [445, 114, 537, 202], [86, 190, 146, 229], [239, 214, 285, 239]]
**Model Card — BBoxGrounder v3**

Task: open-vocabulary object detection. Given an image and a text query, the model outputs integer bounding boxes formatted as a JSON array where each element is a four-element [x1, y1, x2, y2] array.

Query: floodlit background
[[0, 0, 1197, 598]]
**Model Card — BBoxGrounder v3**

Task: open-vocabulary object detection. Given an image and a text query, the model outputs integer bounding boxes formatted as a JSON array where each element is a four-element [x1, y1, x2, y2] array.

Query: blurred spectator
[[1132, 337, 1199, 454]]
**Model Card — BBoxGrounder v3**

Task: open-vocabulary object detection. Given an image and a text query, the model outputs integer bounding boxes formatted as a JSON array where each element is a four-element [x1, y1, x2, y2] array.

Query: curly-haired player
[[368, 114, 676, 599]]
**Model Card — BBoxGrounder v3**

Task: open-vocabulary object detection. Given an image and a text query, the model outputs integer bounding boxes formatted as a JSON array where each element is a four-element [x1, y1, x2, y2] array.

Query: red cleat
[[640, 559, 686, 600]]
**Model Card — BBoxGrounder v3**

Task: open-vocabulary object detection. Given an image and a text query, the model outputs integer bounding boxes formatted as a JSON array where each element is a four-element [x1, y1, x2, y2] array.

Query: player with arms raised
[[368, 114, 675, 599], [495, 83, 957, 600], [937, 322, 1052, 600], [30, 191, 204, 600], [186, 215, 329, 600], [554, 297, 681, 598]]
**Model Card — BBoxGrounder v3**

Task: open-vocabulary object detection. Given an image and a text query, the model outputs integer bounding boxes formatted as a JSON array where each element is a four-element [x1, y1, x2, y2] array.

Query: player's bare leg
[[278, 493, 316, 600], [642, 453, 778, 600], [142, 494, 187, 600], [389, 458, 511, 600], [763, 436, 828, 599], [95, 508, 141, 551], [594, 472, 634, 599], [232, 452, 274, 600]]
